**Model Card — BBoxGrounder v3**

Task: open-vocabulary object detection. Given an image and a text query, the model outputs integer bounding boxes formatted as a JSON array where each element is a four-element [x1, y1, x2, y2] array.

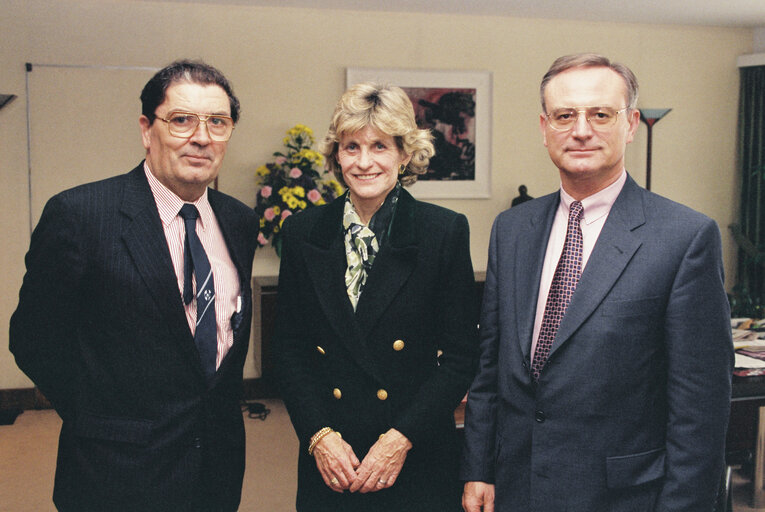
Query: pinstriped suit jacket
[[10, 163, 257, 512]]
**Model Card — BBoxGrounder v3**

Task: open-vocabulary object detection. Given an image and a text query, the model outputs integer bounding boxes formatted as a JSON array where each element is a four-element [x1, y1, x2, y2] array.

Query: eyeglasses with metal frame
[[545, 106, 629, 131], [156, 111, 235, 142]]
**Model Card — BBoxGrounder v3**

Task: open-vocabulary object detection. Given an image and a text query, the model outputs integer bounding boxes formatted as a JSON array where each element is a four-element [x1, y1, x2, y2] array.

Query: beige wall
[[0, 0, 752, 389]]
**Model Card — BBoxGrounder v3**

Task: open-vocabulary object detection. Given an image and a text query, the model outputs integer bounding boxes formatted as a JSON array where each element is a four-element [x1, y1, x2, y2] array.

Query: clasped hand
[[312, 428, 412, 493]]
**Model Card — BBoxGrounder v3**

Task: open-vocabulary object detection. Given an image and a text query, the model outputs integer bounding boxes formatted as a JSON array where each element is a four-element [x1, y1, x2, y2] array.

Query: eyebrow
[[166, 109, 232, 116]]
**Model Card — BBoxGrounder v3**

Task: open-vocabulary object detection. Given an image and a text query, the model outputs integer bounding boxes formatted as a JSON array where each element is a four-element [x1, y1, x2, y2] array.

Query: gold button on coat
[[392, 339, 405, 351], [377, 389, 388, 401], [316, 346, 326, 355], [333, 388, 342, 399]]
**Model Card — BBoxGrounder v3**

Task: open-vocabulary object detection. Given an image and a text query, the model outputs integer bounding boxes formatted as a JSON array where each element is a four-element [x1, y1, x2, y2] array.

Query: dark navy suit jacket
[[10, 164, 257, 512], [461, 175, 733, 511]]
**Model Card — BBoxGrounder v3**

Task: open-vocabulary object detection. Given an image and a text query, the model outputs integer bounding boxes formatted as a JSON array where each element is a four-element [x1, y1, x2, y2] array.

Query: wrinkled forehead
[[159, 81, 231, 115], [544, 67, 628, 110]]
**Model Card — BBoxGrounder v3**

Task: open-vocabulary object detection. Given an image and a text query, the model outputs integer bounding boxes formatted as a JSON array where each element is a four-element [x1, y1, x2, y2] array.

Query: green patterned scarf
[[343, 198, 379, 311], [342, 185, 401, 310]]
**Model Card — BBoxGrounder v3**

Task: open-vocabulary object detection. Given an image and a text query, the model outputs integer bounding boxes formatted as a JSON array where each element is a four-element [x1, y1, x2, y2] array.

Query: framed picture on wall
[[346, 67, 492, 199]]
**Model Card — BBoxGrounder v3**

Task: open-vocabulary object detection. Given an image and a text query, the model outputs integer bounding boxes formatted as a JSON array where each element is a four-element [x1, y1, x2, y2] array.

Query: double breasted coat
[[274, 189, 479, 511], [460, 175, 734, 511], [10, 164, 258, 512]]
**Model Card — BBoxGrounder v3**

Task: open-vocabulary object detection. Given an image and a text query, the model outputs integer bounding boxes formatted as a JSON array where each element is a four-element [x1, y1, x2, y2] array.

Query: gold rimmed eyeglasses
[[545, 106, 629, 131], [156, 111, 235, 142]]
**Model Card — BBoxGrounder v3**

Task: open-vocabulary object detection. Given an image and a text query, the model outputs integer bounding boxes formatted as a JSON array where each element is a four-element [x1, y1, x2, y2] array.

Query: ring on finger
[[330, 477, 339, 486], [378, 478, 387, 485]]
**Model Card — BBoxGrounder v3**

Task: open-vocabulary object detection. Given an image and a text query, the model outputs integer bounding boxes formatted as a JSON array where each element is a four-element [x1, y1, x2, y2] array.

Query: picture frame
[[346, 67, 492, 199]]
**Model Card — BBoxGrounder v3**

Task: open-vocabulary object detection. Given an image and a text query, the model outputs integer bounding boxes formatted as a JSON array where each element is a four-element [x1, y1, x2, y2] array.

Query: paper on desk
[[735, 352, 765, 368], [734, 339, 765, 350]]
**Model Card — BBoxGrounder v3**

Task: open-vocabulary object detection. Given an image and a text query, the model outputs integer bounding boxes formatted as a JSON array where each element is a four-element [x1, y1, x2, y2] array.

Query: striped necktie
[[179, 204, 217, 382]]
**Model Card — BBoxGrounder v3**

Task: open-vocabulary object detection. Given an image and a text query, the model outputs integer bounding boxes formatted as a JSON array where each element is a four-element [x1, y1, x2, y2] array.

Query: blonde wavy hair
[[320, 82, 435, 187]]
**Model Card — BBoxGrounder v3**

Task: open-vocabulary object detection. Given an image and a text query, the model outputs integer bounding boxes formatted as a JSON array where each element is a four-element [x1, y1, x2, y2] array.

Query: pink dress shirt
[[144, 163, 240, 369]]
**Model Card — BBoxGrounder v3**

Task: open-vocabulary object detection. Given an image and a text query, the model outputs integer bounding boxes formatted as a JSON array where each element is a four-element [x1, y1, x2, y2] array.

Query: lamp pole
[[638, 108, 672, 191]]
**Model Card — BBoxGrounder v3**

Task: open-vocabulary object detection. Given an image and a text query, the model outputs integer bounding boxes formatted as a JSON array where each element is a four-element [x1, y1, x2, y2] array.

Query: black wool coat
[[274, 189, 479, 512]]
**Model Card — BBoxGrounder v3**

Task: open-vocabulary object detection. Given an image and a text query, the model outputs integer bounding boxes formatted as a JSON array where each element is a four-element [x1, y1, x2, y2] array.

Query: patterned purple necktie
[[532, 201, 584, 382]]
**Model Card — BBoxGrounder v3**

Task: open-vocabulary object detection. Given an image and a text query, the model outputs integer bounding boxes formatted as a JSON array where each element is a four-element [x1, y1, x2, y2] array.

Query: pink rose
[[257, 232, 268, 245], [289, 167, 302, 179], [260, 185, 272, 198], [264, 208, 276, 221], [275, 156, 288, 164], [307, 189, 322, 203], [281, 209, 292, 220]]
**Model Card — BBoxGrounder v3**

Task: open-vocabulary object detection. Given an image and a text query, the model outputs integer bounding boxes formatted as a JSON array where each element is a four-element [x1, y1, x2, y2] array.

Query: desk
[[731, 375, 765, 508]]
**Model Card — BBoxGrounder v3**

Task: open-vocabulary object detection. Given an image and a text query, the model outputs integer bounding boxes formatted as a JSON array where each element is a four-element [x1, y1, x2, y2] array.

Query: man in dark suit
[[461, 53, 733, 511], [10, 60, 257, 512]]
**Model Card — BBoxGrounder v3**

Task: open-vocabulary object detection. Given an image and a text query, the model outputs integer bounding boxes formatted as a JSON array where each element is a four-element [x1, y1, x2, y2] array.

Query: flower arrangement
[[254, 124, 344, 256]]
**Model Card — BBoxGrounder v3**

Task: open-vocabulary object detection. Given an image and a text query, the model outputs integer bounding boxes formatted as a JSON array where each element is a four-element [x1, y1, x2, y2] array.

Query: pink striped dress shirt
[[144, 164, 240, 369]]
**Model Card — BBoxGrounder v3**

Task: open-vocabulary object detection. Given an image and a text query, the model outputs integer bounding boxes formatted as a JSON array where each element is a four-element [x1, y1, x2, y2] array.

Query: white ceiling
[[155, 0, 765, 28]]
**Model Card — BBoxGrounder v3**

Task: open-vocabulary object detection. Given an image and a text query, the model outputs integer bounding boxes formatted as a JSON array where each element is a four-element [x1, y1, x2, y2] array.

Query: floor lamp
[[638, 108, 671, 191]]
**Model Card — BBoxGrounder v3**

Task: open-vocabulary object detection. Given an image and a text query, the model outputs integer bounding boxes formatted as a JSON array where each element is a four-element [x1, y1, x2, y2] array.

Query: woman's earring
[[399, 164, 406, 175]]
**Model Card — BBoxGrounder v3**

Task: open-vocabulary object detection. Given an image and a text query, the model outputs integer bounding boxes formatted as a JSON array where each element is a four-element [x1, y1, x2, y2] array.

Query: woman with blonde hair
[[274, 82, 478, 511]]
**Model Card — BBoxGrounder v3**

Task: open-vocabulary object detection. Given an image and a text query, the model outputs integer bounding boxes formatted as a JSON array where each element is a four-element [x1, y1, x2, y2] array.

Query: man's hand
[[463, 481, 495, 512]]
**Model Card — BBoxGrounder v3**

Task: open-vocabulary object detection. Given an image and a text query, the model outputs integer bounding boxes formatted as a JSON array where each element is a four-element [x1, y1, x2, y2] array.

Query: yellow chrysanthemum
[[272, 206, 281, 215], [292, 149, 325, 166], [292, 186, 305, 198], [330, 180, 345, 195], [256, 165, 270, 176]]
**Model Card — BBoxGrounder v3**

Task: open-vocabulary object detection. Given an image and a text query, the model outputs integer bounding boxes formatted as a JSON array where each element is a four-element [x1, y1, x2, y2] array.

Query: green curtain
[[735, 66, 765, 316]]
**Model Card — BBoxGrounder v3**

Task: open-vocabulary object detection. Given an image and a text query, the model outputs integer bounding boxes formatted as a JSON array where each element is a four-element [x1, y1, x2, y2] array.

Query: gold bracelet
[[308, 427, 334, 456]]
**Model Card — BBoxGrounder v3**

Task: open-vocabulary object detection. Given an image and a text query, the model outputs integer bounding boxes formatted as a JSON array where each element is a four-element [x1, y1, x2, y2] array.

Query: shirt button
[[535, 410, 546, 423], [377, 389, 388, 401], [393, 339, 405, 351], [333, 388, 342, 399]]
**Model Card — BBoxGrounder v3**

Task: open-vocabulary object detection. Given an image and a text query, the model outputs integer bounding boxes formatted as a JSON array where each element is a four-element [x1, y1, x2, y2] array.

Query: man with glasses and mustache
[[10, 60, 257, 511], [460, 53, 733, 511]]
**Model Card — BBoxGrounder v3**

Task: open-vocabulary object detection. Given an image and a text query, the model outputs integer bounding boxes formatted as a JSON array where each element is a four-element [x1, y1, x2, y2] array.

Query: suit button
[[316, 346, 326, 355], [193, 437, 202, 448], [377, 389, 388, 401], [333, 388, 342, 399], [535, 410, 546, 423], [393, 339, 405, 351]]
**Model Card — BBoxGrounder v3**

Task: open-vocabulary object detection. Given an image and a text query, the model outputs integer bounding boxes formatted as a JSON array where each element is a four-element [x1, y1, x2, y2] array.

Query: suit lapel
[[515, 194, 559, 361], [303, 192, 417, 386], [303, 196, 380, 375], [551, 176, 645, 357], [119, 166, 202, 375], [354, 189, 418, 336]]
